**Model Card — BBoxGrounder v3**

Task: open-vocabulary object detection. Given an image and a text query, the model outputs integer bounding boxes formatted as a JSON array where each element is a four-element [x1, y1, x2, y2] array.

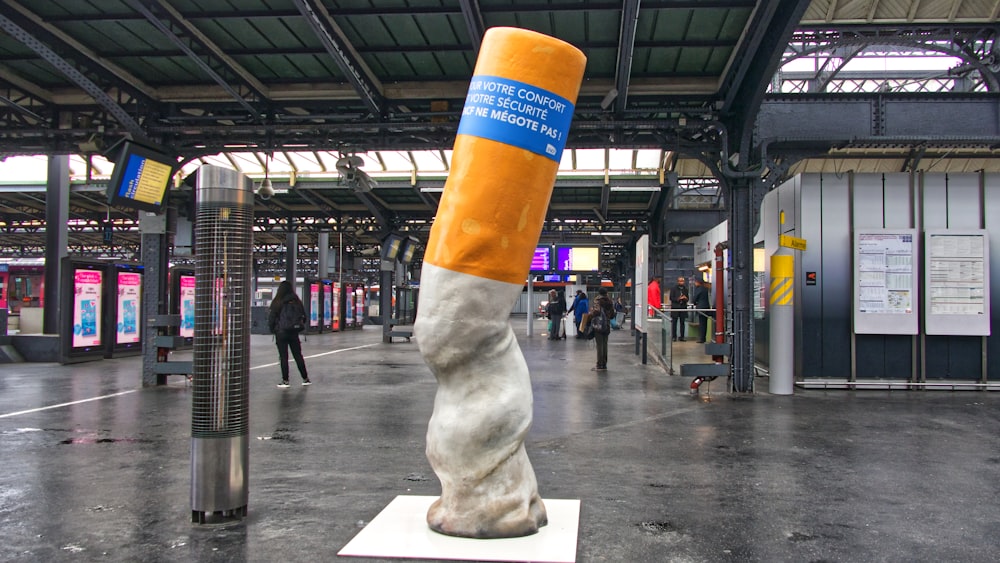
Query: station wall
[[757, 172, 1000, 382]]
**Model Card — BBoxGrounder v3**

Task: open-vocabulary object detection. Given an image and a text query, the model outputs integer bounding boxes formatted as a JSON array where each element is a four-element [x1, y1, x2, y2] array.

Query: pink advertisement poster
[[116, 271, 141, 344], [355, 287, 364, 326], [323, 285, 332, 328], [73, 269, 103, 348], [310, 282, 320, 327], [332, 283, 341, 331], [179, 275, 195, 338]]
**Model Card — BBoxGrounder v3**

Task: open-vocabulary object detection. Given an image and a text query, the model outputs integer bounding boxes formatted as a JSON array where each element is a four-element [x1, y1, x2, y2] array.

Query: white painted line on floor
[[0, 343, 381, 418], [249, 343, 379, 370], [0, 390, 138, 419]]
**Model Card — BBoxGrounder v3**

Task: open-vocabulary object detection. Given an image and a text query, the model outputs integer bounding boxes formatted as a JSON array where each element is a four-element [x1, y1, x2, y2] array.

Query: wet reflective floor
[[2, 320, 1000, 562]]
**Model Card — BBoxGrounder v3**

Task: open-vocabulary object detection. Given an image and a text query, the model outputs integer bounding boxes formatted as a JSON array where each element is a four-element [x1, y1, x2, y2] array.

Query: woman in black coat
[[267, 281, 311, 387]]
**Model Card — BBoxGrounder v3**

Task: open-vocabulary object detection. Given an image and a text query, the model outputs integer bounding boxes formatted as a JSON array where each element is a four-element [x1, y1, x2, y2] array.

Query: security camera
[[257, 178, 274, 200]]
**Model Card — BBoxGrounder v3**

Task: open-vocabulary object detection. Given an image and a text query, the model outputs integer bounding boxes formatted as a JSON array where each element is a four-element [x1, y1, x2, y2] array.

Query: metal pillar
[[43, 155, 70, 334], [140, 212, 167, 387], [381, 261, 393, 343], [768, 249, 794, 395], [317, 232, 330, 277], [285, 232, 298, 291], [191, 165, 253, 523], [526, 276, 534, 337], [728, 177, 755, 392]]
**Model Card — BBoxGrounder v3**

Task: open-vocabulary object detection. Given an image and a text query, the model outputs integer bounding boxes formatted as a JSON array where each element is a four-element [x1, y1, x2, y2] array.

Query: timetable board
[[853, 229, 919, 335]]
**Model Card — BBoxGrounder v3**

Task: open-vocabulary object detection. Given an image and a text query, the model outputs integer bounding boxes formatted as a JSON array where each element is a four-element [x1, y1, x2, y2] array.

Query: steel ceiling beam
[[612, 0, 641, 117], [127, 0, 268, 120], [458, 0, 485, 54], [0, 11, 150, 144], [2, 0, 157, 104], [292, 0, 386, 117], [757, 94, 1000, 147], [720, 0, 812, 156]]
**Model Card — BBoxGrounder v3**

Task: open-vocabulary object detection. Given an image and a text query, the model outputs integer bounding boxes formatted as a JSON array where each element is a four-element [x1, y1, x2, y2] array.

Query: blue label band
[[457, 75, 575, 162]]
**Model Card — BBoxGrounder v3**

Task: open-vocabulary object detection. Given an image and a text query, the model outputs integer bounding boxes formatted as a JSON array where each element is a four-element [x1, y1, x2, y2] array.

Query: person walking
[[668, 276, 689, 341], [268, 280, 311, 387], [591, 288, 615, 370], [690, 278, 712, 343], [571, 290, 589, 338]]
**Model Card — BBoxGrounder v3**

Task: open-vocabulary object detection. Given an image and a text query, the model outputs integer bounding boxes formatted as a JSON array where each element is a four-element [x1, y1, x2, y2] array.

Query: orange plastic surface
[[423, 27, 587, 284]]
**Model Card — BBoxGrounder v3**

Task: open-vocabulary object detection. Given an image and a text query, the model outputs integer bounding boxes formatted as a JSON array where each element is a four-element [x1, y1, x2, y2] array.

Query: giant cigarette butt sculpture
[[414, 27, 586, 539]]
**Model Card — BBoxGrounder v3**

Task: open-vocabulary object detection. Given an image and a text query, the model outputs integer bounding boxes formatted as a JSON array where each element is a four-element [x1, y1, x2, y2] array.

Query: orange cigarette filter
[[423, 27, 587, 285]]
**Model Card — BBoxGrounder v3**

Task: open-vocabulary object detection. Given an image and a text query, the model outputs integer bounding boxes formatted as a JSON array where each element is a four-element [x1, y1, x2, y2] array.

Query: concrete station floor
[[2, 318, 1000, 562]]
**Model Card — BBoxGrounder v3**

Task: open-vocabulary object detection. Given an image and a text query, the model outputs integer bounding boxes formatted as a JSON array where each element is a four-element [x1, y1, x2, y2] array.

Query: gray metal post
[[729, 177, 755, 392], [768, 248, 794, 394], [191, 165, 254, 524], [381, 263, 393, 343], [43, 155, 69, 334], [318, 231, 330, 278], [526, 276, 534, 337], [285, 232, 298, 291], [140, 213, 167, 387]]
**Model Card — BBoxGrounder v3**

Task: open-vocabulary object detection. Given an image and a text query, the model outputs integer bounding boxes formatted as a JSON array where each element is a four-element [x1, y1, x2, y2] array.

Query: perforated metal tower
[[190, 165, 254, 523]]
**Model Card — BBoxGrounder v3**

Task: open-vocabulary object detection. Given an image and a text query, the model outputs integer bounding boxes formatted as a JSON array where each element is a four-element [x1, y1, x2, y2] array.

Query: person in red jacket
[[647, 275, 662, 316]]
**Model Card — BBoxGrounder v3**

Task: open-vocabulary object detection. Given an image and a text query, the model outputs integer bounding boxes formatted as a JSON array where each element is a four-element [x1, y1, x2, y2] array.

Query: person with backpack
[[267, 280, 311, 388], [590, 287, 615, 371]]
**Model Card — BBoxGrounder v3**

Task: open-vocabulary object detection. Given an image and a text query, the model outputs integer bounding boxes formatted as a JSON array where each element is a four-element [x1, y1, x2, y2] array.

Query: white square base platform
[[338, 495, 581, 562]]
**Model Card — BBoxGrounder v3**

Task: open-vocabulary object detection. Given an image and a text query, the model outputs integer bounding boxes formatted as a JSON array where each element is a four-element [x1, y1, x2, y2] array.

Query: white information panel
[[854, 229, 919, 335], [924, 229, 990, 336], [635, 234, 648, 333]]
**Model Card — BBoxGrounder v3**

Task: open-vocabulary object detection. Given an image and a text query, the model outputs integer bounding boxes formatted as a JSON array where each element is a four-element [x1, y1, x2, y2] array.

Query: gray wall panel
[[853, 174, 890, 378], [924, 174, 982, 379], [818, 173, 852, 378], [881, 173, 916, 379], [852, 174, 885, 229], [985, 173, 1000, 380], [946, 174, 982, 229], [883, 173, 913, 229], [922, 173, 949, 230], [941, 174, 984, 379], [798, 174, 824, 377]]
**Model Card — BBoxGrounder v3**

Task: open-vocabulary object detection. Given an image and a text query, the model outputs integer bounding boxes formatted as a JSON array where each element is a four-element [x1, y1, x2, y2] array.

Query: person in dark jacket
[[546, 289, 566, 340], [668, 276, 689, 341], [267, 280, 310, 388], [591, 288, 615, 370], [690, 278, 712, 343]]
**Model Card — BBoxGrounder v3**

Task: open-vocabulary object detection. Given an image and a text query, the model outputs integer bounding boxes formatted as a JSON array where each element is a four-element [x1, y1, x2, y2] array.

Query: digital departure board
[[106, 141, 176, 213]]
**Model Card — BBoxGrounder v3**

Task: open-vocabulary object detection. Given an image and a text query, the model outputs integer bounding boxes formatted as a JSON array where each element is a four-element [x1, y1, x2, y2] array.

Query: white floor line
[[0, 343, 381, 418], [0, 390, 138, 419], [249, 343, 379, 370]]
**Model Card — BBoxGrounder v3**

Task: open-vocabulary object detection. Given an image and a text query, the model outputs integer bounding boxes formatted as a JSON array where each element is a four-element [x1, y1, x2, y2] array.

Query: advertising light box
[[323, 282, 333, 330], [310, 282, 320, 328], [179, 274, 195, 339], [73, 269, 103, 348], [116, 271, 141, 344]]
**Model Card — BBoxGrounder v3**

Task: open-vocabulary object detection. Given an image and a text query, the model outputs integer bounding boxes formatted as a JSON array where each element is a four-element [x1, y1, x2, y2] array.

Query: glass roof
[[0, 148, 668, 183]]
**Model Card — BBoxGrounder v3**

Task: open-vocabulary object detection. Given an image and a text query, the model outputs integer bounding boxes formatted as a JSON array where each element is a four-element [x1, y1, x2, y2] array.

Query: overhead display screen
[[116, 271, 141, 344], [106, 141, 176, 214], [555, 245, 600, 272], [72, 269, 103, 348], [531, 246, 552, 271]]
